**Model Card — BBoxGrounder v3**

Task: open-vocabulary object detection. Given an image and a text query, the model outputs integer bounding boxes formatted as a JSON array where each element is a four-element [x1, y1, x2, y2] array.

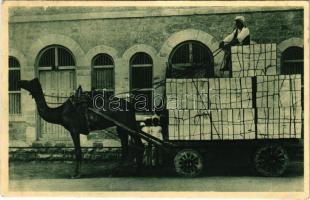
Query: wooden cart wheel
[[254, 145, 289, 177], [174, 149, 204, 177]]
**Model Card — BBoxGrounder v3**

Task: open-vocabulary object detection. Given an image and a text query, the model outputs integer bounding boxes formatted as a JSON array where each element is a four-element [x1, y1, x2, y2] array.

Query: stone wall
[[8, 7, 304, 147], [9, 147, 122, 161], [9, 8, 304, 55], [9, 122, 27, 146]]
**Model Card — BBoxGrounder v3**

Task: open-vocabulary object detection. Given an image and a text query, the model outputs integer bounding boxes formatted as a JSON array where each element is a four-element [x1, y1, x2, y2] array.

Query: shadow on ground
[[9, 161, 303, 179]]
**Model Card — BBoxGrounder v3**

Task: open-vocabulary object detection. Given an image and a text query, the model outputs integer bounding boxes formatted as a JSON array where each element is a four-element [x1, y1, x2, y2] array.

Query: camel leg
[[117, 127, 129, 162], [131, 135, 144, 168], [70, 131, 82, 178]]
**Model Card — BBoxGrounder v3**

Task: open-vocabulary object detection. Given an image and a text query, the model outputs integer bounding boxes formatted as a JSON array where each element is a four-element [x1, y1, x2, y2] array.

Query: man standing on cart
[[219, 16, 250, 71]]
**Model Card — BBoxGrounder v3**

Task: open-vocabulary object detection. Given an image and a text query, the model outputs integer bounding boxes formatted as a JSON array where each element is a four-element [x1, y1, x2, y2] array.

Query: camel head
[[18, 78, 42, 97]]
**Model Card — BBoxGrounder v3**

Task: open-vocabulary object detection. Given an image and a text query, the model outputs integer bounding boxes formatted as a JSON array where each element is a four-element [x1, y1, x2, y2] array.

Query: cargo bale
[[232, 43, 277, 77], [257, 122, 302, 139], [166, 77, 253, 109], [166, 79, 205, 110], [209, 77, 253, 109], [257, 107, 302, 124], [257, 106, 302, 139], [256, 75, 302, 108], [168, 109, 255, 141]]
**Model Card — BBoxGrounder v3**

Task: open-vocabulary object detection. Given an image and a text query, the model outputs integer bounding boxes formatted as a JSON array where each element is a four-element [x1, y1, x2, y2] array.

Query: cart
[[89, 107, 303, 177]]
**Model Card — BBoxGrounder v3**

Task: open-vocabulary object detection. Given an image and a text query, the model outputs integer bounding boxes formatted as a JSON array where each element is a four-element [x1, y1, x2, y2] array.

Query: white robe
[[223, 27, 250, 44]]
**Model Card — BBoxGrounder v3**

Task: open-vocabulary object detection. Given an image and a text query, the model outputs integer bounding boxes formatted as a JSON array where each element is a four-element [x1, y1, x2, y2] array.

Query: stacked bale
[[166, 77, 255, 140], [165, 44, 302, 141], [232, 44, 303, 139]]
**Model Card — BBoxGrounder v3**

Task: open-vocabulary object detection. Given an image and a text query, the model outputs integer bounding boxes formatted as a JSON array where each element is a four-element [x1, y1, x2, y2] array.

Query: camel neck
[[33, 87, 48, 111], [32, 85, 63, 124]]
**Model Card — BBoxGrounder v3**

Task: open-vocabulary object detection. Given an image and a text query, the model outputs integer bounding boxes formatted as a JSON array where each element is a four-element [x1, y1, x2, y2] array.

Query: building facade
[[8, 7, 304, 147]]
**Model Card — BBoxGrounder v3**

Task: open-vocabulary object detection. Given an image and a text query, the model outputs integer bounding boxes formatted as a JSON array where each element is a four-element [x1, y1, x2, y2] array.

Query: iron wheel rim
[[174, 149, 203, 177], [254, 145, 289, 177]]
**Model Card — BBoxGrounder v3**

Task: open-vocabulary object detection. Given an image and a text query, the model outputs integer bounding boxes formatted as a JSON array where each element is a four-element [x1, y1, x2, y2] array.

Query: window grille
[[9, 56, 21, 114], [130, 52, 153, 112], [92, 53, 115, 109], [281, 46, 304, 109], [168, 41, 214, 78], [281, 46, 303, 75], [38, 45, 75, 70]]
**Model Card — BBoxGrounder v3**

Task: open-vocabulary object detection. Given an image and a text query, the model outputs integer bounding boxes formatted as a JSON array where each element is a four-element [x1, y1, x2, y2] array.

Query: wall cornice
[[9, 7, 303, 23]]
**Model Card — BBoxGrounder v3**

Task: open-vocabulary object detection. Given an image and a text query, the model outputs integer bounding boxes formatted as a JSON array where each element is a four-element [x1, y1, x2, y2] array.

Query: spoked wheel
[[254, 145, 289, 177], [174, 149, 204, 177]]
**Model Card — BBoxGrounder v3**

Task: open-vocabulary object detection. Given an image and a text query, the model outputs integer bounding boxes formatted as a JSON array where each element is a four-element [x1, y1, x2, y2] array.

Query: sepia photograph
[[1, 1, 309, 197]]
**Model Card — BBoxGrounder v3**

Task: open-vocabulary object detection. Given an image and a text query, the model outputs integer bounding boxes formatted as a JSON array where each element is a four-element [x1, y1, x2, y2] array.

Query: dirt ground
[[8, 161, 304, 192]]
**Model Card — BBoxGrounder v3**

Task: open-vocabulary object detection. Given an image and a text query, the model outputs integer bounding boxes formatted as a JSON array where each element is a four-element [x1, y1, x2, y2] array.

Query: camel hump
[[71, 86, 92, 107]]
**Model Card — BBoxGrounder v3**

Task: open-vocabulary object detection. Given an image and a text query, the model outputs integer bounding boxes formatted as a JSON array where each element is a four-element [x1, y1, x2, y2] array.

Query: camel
[[18, 78, 144, 178]]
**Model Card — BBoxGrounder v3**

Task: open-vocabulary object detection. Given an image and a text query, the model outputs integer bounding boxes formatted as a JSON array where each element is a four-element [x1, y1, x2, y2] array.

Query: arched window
[[37, 45, 76, 104], [92, 53, 115, 108], [9, 56, 21, 114], [168, 41, 214, 78], [130, 52, 153, 112], [38, 45, 75, 69], [281, 46, 304, 75], [37, 45, 76, 140], [281, 46, 304, 110]]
